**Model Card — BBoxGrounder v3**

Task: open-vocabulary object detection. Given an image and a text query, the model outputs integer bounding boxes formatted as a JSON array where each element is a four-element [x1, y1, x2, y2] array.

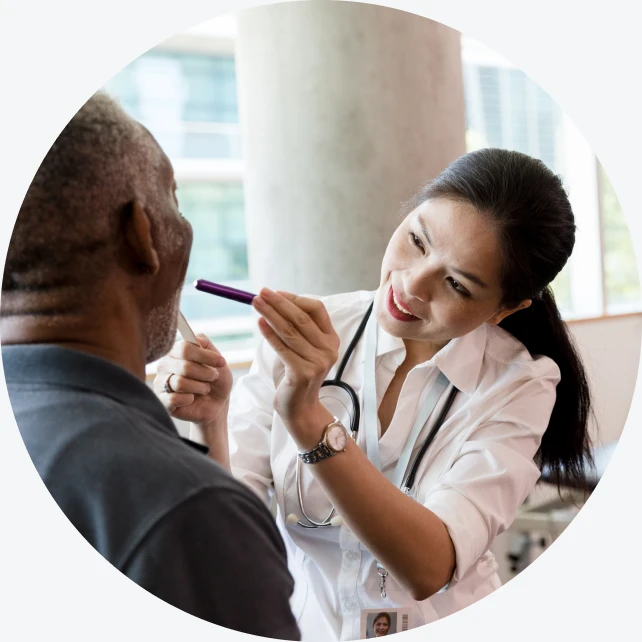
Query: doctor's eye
[[447, 277, 470, 297], [409, 232, 424, 253]]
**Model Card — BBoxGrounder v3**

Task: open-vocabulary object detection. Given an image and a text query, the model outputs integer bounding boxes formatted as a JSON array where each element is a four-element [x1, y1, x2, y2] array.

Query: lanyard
[[362, 310, 449, 488], [361, 310, 450, 600]]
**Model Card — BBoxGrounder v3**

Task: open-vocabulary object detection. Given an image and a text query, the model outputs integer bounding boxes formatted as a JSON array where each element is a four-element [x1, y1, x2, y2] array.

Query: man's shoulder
[[11, 378, 264, 566]]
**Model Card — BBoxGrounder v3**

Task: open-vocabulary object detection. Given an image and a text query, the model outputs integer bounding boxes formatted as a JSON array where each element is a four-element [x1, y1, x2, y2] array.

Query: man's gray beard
[[145, 289, 181, 364]]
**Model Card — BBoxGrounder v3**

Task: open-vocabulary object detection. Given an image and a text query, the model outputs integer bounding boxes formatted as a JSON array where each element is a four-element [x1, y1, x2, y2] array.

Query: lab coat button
[[345, 551, 357, 561], [344, 600, 356, 610]]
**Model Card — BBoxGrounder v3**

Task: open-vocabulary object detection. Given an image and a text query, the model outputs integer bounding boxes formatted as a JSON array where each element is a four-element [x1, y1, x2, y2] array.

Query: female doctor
[[155, 149, 592, 640]]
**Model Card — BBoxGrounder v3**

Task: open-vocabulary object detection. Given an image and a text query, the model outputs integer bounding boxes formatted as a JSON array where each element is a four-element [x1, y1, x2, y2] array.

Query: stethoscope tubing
[[294, 301, 458, 528]]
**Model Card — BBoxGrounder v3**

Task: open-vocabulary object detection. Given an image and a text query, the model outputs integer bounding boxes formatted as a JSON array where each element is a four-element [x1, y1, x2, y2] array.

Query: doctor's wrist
[[285, 403, 335, 451]]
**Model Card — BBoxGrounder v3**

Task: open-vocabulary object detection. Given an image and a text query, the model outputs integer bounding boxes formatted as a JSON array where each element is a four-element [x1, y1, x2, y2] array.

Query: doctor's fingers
[[254, 301, 336, 365], [156, 355, 221, 385], [274, 290, 334, 335], [257, 317, 323, 376], [253, 289, 338, 352]]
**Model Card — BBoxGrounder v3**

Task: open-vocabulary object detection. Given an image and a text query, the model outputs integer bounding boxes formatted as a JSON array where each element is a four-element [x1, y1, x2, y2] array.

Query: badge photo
[[360, 608, 411, 638]]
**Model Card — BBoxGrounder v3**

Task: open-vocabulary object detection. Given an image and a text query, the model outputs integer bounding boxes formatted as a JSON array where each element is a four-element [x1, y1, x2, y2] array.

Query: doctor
[[155, 149, 592, 640]]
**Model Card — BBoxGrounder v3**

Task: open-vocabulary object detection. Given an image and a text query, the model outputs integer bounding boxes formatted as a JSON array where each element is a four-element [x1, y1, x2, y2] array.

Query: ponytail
[[417, 148, 595, 494], [499, 288, 593, 492]]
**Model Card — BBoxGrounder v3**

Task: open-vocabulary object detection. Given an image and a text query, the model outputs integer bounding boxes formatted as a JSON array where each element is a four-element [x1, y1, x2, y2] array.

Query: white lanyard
[[362, 311, 449, 488], [361, 311, 450, 599]]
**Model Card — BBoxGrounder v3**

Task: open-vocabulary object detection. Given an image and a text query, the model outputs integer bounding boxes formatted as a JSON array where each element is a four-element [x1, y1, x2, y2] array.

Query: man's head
[[2, 91, 192, 366]]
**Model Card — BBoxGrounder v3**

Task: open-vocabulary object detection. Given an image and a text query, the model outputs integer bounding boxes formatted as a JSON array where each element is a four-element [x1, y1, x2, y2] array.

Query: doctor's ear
[[487, 299, 532, 326]]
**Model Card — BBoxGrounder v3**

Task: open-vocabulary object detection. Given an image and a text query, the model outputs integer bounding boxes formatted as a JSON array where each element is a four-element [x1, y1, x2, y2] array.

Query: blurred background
[[104, 2, 640, 582]]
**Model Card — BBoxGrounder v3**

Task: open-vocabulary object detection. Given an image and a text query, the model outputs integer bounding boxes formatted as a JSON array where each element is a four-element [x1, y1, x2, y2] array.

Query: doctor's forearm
[[289, 410, 456, 600]]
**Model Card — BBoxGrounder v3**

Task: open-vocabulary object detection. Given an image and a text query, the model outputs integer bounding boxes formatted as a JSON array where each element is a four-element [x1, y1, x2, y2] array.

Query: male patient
[[1, 92, 299, 640]]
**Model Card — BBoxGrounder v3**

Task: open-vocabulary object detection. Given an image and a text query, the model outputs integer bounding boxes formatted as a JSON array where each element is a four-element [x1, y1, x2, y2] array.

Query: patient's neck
[[1, 291, 148, 380]]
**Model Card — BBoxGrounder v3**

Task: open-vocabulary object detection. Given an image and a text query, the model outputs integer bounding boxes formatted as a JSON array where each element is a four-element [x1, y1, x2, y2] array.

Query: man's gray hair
[[2, 91, 163, 316]]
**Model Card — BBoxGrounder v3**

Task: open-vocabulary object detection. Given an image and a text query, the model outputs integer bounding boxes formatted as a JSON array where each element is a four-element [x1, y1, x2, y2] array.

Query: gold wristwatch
[[297, 417, 349, 464]]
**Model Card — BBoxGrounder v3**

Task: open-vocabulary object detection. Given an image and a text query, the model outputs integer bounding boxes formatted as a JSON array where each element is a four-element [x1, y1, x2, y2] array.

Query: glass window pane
[[462, 55, 597, 318], [551, 264, 572, 315], [600, 166, 641, 313], [105, 51, 241, 159], [177, 182, 250, 321], [464, 63, 563, 173]]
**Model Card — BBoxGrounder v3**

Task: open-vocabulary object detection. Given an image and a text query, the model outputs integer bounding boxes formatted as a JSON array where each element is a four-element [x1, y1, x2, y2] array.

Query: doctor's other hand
[[154, 334, 233, 428], [253, 289, 339, 431]]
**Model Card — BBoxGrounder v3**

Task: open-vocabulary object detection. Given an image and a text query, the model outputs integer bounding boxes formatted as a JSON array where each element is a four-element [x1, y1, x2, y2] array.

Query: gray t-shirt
[[3, 344, 300, 640]]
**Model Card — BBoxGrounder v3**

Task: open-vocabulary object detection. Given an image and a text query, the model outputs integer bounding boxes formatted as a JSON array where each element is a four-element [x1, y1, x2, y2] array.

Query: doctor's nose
[[402, 268, 434, 303]]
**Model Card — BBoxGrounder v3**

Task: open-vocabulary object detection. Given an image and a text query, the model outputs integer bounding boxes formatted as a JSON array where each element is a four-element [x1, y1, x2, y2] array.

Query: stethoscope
[[290, 302, 459, 529]]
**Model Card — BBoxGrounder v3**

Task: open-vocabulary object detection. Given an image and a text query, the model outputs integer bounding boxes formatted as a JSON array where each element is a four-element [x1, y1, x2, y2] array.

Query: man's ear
[[120, 199, 160, 276], [487, 299, 532, 325]]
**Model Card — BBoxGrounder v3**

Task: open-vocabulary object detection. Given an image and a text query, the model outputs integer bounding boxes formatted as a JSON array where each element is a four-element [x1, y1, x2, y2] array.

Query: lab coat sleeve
[[422, 367, 559, 583], [228, 336, 279, 508]]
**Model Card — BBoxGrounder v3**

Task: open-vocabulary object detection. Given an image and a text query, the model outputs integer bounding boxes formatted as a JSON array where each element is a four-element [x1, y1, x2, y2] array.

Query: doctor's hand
[[253, 288, 339, 443], [154, 334, 233, 429]]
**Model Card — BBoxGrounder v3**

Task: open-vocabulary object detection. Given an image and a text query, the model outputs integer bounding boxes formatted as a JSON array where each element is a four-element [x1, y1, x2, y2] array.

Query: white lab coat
[[227, 290, 560, 641]]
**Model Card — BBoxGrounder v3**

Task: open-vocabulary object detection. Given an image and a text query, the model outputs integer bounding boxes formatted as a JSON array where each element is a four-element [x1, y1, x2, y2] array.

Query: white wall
[[568, 314, 641, 446]]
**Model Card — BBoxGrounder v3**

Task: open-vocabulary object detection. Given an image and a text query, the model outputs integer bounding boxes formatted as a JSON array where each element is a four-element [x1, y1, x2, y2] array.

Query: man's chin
[[145, 330, 176, 365], [145, 293, 181, 364]]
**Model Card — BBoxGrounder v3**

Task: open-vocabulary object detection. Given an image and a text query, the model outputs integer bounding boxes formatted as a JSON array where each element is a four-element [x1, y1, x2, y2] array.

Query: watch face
[[327, 424, 347, 452]]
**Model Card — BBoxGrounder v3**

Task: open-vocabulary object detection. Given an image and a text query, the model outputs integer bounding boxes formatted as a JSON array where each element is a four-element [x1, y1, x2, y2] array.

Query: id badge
[[360, 608, 412, 638]]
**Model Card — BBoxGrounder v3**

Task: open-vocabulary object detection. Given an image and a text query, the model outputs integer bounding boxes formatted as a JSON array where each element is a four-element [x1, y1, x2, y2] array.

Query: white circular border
[[1, 1, 641, 640]]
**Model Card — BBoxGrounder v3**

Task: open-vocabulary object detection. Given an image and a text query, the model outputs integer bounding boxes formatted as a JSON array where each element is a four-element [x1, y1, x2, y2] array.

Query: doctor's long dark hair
[[410, 148, 593, 492]]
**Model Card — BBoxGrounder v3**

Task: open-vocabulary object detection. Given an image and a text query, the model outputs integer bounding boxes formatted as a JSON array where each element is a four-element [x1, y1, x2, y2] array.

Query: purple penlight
[[194, 279, 257, 305]]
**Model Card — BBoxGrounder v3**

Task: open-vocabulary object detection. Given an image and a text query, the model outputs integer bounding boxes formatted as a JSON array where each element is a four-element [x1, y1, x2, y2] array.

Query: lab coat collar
[[375, 323, 406, 357], [374, 320, 488, 397], [430, 323, 488, 396], [366, 288, 487, 395]]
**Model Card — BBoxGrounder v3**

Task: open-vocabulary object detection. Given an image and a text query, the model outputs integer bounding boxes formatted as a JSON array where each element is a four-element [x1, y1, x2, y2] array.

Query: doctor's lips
[[387, 286, 421, 322], [194, 280, 257, 305]]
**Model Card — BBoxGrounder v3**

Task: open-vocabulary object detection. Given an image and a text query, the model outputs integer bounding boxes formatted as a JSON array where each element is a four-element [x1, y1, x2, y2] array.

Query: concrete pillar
[[235, 1, 466, 295]]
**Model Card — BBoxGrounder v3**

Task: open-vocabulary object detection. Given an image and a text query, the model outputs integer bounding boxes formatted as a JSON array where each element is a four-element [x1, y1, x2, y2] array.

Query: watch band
[[298, 442, 334, 464], [297, 418, 346, 464]]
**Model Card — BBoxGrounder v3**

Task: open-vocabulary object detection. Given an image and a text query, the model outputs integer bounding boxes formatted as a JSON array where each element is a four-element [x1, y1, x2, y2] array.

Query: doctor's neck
[[402, 337, 450, 364]]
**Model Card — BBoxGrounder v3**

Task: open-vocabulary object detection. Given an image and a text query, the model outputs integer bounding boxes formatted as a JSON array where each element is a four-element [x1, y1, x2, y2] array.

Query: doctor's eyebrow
[[418, 217, 433, 248], [452, 267, 488, 289], [417, 215, 489, 289]]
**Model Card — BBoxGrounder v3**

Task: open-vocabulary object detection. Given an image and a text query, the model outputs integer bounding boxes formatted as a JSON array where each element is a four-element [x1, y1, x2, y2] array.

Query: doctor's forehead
[[411, 198, 494, 232]]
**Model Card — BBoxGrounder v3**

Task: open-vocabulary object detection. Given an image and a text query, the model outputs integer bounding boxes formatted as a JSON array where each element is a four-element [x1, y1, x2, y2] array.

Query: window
[[600, 165, 641, 313], [461, 37, 639, 318], [106, 51, 242, 159], [463, 50, 572, 313]]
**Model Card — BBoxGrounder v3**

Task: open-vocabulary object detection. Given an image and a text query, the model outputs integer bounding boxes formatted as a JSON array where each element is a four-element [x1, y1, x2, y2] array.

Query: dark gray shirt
[[3, 344, 300, 640]]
